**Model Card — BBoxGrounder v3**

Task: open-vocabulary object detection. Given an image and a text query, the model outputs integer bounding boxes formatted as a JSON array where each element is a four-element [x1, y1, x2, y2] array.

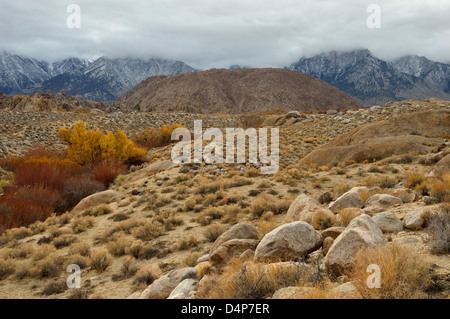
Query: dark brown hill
[[108, 68, 362, 114]]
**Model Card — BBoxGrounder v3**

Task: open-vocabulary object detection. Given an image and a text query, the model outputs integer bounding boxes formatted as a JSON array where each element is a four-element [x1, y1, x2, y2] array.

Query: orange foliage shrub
[[132, 124, 186, 150], [58, 121, 146, 165]]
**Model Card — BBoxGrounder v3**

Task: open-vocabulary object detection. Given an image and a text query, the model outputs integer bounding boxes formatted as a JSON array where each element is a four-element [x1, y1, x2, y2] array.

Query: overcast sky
[[0, 0, 449, 69]]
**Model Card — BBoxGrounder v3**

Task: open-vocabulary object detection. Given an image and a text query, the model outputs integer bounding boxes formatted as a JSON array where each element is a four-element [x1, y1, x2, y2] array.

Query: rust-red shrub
[[14, 162, 67, 190], [0, 189, 54, 233], [93, 160, 127, 188]]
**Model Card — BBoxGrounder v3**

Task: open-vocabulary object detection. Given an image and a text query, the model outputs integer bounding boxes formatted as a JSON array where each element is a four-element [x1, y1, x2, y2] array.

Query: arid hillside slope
[[108, 68, 362, 114]]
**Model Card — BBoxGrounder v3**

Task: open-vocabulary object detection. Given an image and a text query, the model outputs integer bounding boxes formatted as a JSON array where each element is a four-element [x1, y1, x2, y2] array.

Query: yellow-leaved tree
[[58, 121, 146, 165]]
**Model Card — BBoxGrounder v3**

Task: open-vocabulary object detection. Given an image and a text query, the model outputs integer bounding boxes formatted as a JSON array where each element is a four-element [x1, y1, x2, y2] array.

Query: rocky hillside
[[108, 68, 362, 114], [0, 99, 448, 300], [287, 49, 450, 106], [0, 92, 105, 114]]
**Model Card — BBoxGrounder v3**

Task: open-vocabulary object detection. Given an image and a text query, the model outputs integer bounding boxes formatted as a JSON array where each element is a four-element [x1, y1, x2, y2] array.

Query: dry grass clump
[[32, 256, 62, 278], [66, 253, 89, 269], [132, 221, 164, 241], [89, 249, 113, 273], [71, 216, 95, 234], [132, 266, 158, 291], [83, 204, 113, 217], [107, 236, 132, 257], [258, 217, 282, 237], [406, 170, 426, 189], [173, 235, 199, 251], [250, 194, 290, 218], [0, 259, 15, 280], [33, 244, 56, 261], [244, 167, 259, 177], [196, 207, 224, 226], [206, 259, 314, 299], [53, 234, 77, 249], [112, 257, 138, 281], [1, 243, 34, 259], [362, 175, 398, 188], [228, 177, 254, 188], [336, 208, 362, 227], [126, 242, 159, 260], [42, 280, 67, 295], [333, 182, 353, 198], [428, 173, 450, 203], [204, 223, 226, 242], [182, 251, 204, 267], [311, 209, 336, 230], [347, 244, 431, 299], [424, 204, 449, 254]]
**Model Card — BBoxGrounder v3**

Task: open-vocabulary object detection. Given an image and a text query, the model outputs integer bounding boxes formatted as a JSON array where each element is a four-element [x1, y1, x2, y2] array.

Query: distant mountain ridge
[[286, 49, 450, 106], [0, 52, 197, 104]]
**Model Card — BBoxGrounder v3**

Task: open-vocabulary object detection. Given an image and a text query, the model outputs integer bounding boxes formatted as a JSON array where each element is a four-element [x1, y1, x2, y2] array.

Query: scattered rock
[[139, 267, 197, 299], [209, 239, 259, 265], [72, 190, 124, 212], [372, 212, 403, 233], [329, 191, 363, 213], [365, 194, 403, 210], [167, 278, 198, 299], [254, 221, 323, 262], [403, 211, 425, 230], [325, 214, 386, 277]]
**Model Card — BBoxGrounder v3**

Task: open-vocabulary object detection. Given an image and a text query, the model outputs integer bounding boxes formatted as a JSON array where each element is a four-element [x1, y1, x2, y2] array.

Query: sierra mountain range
[[0, 49, 449, 107]]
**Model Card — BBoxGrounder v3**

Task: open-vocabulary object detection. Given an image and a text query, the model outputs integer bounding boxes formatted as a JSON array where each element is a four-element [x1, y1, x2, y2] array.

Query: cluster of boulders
[[129, 183, 432, 299]]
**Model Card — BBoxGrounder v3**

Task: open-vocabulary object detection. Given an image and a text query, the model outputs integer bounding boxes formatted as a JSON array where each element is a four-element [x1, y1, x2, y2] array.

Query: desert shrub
[[132, 266, 157, 291], [69, 241, 90, 257], [196, 207, 224, 226], [250, 194, 287, 218], [14, 162, 67, 190], [58, 121, 146, 165], [0, 191, 54, 233], [112, 257, 138, 281], [336, 208, 362, 227], [53, 234, 77, 249], [258, 217, 281, 236], [32, 257, 61, 278], [107, 236, 132, 257], [71, 216, 95, 234], [183, 198, 197, 212], [347, 244, 431, 299], [208, 259, 311, 299], [244, 168, 259, 177], [33, 244, 56, 261], [182, 252, 203, 267], [425, 204, 450, 254], [42, 280, 67, 295], [428, 174, 450, 203], [132, 222, 164, 241], [173, 236, 198, 251], [93, 160, 127, 188], [333, 182, 353, 198], [62, 177, 105, 209], [0, 259, 15, 280], [362, 175, 398, 188], [406, 171, 426, 189], [133, 124, 186, 150], [89, 249, 113, 273], [204, 223, 226, 242], [86, 204, 113, 217], [311, 210, 336, 230]]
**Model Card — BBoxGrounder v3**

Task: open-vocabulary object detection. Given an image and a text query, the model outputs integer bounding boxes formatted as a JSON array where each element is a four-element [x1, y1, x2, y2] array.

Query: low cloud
[[1, 0, 449, 68]]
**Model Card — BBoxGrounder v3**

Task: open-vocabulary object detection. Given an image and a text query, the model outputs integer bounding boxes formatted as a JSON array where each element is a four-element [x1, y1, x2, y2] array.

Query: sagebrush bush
[[89, 249, 113, 273], [347, 244, 431, 299], [425, 204, 450, 254]]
